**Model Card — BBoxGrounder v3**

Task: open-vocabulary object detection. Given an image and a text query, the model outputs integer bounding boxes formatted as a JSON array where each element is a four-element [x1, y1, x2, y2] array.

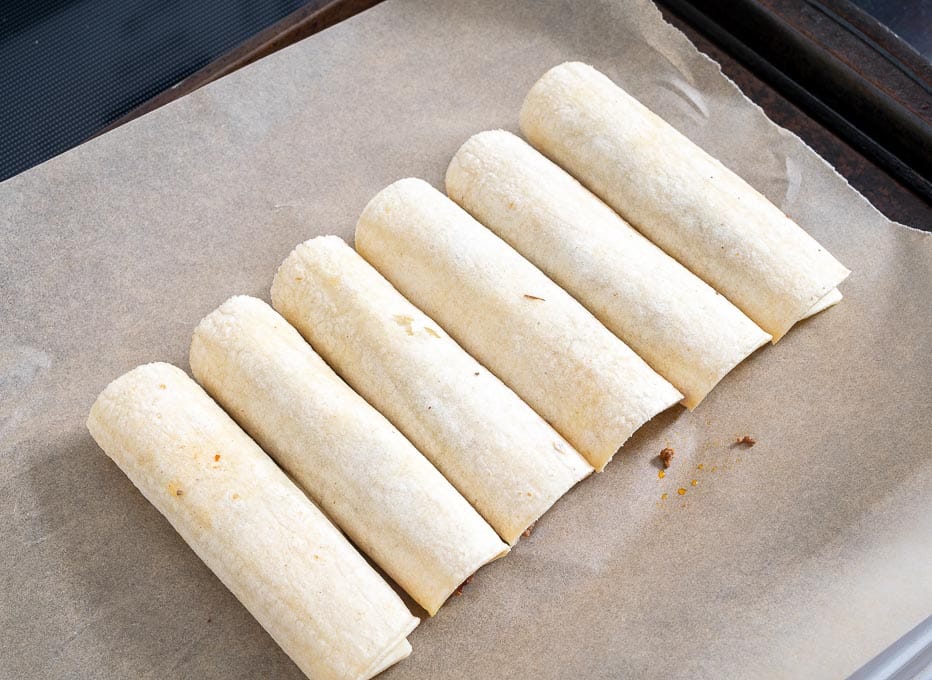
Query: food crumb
[[690, 479, 698, 486], [661, 493, 668, 500], [158, 383, 166, 390], [522, 521, 536, 538], [175, 489, 183, 496], [697, 464, 704, 470], [474, 372, 480, 376], [658, 469, 665, 479], [453, 575, 474, 597], [214, 454, 221, 462], [523, 294, 546, 301], [659, 447, 675, 468], [736, 435, 756, 446], [207, 617, 211, 623], [677, 487, 686, 496]]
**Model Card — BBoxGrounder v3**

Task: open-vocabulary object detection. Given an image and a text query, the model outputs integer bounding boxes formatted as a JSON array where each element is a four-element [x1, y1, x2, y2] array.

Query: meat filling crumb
[[736, 435, 756, 446], [453, 575, 474, 597], [659, 447, 675, 468]]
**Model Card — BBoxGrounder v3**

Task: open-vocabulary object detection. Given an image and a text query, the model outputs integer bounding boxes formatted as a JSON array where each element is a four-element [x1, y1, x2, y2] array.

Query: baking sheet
[[0, 0, 929, 678]]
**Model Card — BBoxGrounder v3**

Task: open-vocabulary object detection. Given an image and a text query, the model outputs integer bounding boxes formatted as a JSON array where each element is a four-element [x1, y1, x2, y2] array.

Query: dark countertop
[[2, 0, 929, 230]]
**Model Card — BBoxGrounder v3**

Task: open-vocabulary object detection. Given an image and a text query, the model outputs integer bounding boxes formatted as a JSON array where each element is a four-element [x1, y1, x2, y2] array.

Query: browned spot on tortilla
[[393, 315, 415, 335]]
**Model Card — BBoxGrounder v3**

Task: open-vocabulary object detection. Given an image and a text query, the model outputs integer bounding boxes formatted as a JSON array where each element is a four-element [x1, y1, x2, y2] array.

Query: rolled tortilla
[[271, 236, 594, 545], [520, 61, 850, 341], [86, 362, 418, 680], [355, 178, 682, 471], [190, 296, 508, 615], [804, 288, 843, 319], [446, 130, 771, 409]]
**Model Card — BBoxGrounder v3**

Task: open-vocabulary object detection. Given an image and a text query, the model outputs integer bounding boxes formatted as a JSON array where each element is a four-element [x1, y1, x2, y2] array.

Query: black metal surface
[[0, 0, 309, 182], [658, 0, 932, 206], [850, 0, 932, 60]]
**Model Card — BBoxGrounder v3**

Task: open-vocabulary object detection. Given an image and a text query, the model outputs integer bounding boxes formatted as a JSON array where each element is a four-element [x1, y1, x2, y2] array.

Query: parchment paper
[[1, 1, 929, 678]]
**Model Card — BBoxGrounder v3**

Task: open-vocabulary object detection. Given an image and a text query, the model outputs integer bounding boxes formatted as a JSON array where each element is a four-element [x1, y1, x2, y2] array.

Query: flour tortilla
[[355, 178, 682, 471], [446, 130, 771, 409], [271, 236, 593, 544], [804, 288, 843, 318], [190, 296, 508, 615], [520, 62, 850, 341], [86, 362, 419, 680]]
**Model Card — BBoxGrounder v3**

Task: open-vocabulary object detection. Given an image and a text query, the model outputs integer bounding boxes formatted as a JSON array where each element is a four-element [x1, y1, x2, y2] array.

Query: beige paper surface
[[0, 1, 929, 679]]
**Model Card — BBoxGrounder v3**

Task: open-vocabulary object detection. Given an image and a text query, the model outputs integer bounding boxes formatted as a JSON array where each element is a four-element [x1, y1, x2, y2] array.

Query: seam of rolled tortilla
[[445, 129, 772, 409], [519, 61, 850, 342], [366, 640, 413, 680], [354, 178, 683, 471], [802, 288, 842, 319], [189, 296, 508, 615], [271, 235, 593, 544], [86, 362, 419, 680]]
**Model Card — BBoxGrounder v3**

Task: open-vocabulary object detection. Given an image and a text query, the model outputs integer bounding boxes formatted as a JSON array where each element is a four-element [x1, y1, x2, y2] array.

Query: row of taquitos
[[86, 62, 849, 679]]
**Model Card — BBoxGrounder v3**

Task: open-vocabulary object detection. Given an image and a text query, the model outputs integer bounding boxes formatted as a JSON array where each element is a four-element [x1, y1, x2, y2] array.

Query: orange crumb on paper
[[661, 493, 668, 500], [659, 447, 674, 468], [697, 464, 704, 470], [736, 435, 756, 446], [658, 470, 665, 479], [214, 454, 221, 462], [690, 479, 698, 486], [158, 383, 166, 390], [677, 488, 687, 496]]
